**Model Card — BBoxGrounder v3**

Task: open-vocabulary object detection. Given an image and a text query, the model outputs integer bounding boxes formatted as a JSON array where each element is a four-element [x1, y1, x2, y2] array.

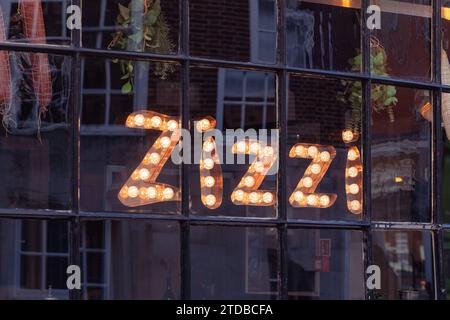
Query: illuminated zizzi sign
[[118, 111, 362, 215]]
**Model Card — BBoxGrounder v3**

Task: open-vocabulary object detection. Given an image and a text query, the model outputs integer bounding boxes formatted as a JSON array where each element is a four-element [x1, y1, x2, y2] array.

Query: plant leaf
[[118, 3, 130, 20], [122, 81, 133, 93], [129, 31, 144, 43]]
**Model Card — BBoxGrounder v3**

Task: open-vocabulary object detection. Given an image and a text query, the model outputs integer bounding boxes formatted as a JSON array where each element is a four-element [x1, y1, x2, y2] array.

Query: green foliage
[[109, 0, 175, 93]]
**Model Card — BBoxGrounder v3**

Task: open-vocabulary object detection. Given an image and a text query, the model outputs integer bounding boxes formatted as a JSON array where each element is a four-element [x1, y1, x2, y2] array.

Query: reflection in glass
[[190, 226, 279, 299], [190, 0, 277, 63], [80, 57, 181, 214], [287, 229, 364, 299], [0, 0, 71, 45], [82, 0, 179, 54], [189, 66, 278, 218], [372, 230, 434, 300], [286, 0, 360, 72], [0, 53, 72, 210], [370, 0, 431, 81], [371, 85, 431, 222], [288, 74, 362, 220], [0, 219, 69, 300]]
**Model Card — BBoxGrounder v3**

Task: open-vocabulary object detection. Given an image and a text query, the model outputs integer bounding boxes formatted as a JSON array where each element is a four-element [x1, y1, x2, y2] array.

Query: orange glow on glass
[[231, 140, 277, 206], [118, 111, 181, 207], [288, 143, 337, 208]]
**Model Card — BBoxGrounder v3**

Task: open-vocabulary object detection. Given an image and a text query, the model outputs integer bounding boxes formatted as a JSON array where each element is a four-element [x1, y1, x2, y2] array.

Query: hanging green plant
[[108, 0, 175, 93], [338, 37, 398, 135]]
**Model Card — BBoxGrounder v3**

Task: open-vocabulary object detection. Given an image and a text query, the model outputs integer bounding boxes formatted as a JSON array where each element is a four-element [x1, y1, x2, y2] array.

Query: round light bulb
[[196, 119, 211, 132], [320, 195, 330, 206], [205, 194, 216, 206], [307, 194, 318, 206], [203, 158, 214, 170], [147, 186, 157, 199], [254, 161, 265, 173], [293, 191, 304, 202], [249, 142, 261, 154], [167, 120, 178, 131], [149, 153, 161, 165], [127, 186, 139, 198], [302, 177, 313, 188], [133, 114, 145, 127], [350, 200, 361, 211], [308, 146, 318, 158], [295, 145, 305, 157], [342, 130, 354, 143], [262, 192, 274, 204], [150, 116, 162, 128], [160, 137, 171, 148], [139, 187, 148, 199], [244, 176, 255, 188], [249, 192, 260, 203], [348, 167, 358, 178], [234, 190, 245, 202], [320, 151, 331, 162], [236, 141, 247, 153], [203, 140, 215, 153], [119, 187, 128, 198], [131, 170, 140, 180], [311, 164, 321, 175], [349, 183, 360, 195], [139, 168, 150, 181], [348, 150, 358, 161], [263, 146, 274, 157], [163, 187, 174, 200], [204, 176, 215, 188]]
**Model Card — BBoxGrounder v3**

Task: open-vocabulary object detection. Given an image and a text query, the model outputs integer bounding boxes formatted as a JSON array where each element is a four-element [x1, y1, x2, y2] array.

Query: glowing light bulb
[[127, 186, 139, 198], [204, 176, 215, 188], [196, 119, 211, 132], [205, 194, 216, 206], [320, 195, 330, 206], [147, 186, 157, 199], [249, 142, 261, 154], [349, 184, 360, 195], [293, 191, 304, 202], [254, 161, 265, 173], [160, 137, 171, 148], [308, 146, 318, 158], [311, 164, 321, 175], [302, 177, 313, 188], [262, 192, 274, 204], [139, 187, 148, 199], [342, 130, 354, 143], [150, 116, 162, 128], [131, 170, 140, 180], [234, 190, 245, 201], [203, 158, 214, 170], [320, 151, 331, 162], [244, 176, 255, 188], [348, 150, 358, 161], [119, 187, 128, 198], [295, 145, 305, 157], [149, 152, 160, 165], [139, 168, 150, 181], [236, 141, 247, 153], [203, 140, 215, 153], [348, 167, 358, 178], [307, 194, 318, 206], [263, 146, 274, 157], [163, 187, 174, 200], [134, 114, 145, 127], [167, 120, 178, 131], [350, 200, 361, 211], [249, 192, 260, 203]]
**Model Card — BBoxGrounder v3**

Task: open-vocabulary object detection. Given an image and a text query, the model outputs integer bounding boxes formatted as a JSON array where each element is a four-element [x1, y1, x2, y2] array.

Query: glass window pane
[[371, 85, 431, 222], [0, 1, 71, 46], [370, 0, 431, 81], [288, 74, 363, 220], [81, 219, 180, 300], [82, 0, 179, 54], [286, 0, 361, 72], [189, 66, 278, 218], [190, 0, 277, 64], [442, 2, 450, 85], [372, 230, 434, 300], [0, 52, 72, 211], [287, 229, 365, 299], [80, 57, 181, 214], [190, 226, 279, 299]]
